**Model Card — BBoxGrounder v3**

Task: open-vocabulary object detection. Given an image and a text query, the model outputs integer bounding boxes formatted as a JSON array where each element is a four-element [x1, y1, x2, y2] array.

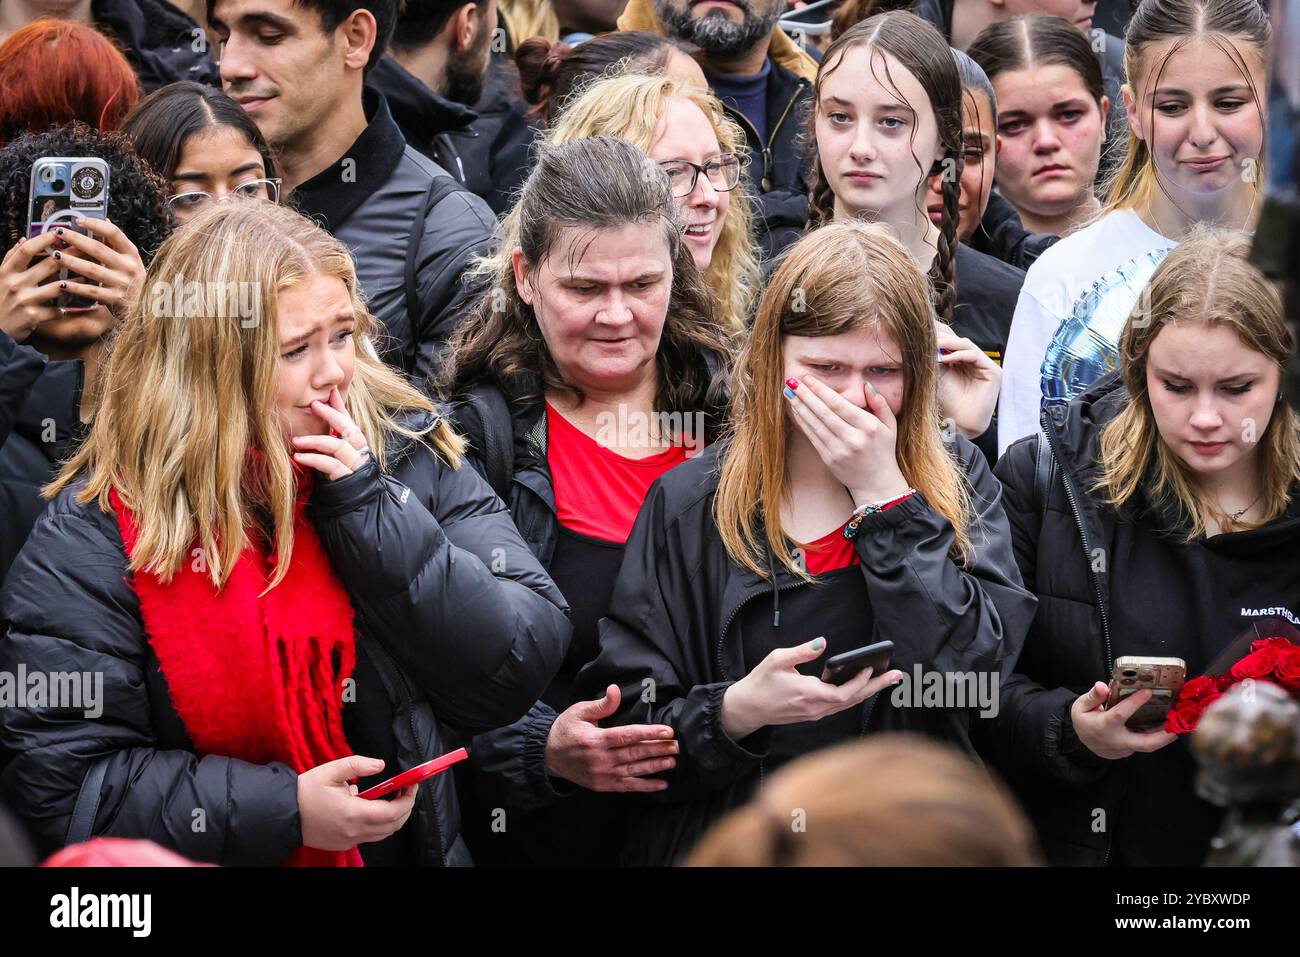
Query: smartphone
[[1107, 656, 1186, 732], [357, 747, 469, 800], [820, 640, 894, 686], [26, 157, 110, 309]]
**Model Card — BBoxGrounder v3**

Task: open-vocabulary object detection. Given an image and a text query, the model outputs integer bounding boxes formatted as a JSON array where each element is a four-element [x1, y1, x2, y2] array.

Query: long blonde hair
[[1096, 227, 1299, 537], [48, 200, 465, 589], [715, 220, 973, 581], [1102, 0, 1269, 216], [500, 0, 560, 43], [480, 73, 759, 336]]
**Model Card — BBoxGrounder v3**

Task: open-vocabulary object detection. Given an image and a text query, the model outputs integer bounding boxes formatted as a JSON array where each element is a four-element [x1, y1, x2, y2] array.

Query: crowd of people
[[0, 0, 1294, 869]]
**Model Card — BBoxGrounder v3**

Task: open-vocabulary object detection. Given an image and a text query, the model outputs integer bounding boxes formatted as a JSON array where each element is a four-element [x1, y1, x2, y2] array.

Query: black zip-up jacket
[[367, 56, 479, 189], [0, 332, 84, 587], [573, 437, 1037, 866], [970, 191, 1060, 271], [987, 374, 1300, 865], [0, 415, 571, 865], [724, 62, 813, 260], [93, 0, 220, 92], [290, 90, 497, 386]]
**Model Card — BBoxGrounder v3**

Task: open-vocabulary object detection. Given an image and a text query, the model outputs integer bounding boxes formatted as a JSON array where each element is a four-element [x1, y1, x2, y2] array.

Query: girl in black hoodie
[[989, 226, 1300, 866], [577, 220, 1037, 866]]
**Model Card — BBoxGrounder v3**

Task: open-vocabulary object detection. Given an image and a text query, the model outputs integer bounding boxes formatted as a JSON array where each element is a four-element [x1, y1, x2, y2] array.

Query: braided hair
[[804, 11, 963, 324]]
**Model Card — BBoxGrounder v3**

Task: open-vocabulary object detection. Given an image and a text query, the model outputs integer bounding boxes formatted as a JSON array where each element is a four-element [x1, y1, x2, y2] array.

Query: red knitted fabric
[[110, 477, 362, 867]]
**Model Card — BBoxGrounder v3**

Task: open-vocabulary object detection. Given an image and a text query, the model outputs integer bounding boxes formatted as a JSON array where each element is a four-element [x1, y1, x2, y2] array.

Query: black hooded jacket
[[0, 416, 571, 865], [987, 375, 1300, 865], [573, 436, 1037, 866], [367, 56, 480, 189]]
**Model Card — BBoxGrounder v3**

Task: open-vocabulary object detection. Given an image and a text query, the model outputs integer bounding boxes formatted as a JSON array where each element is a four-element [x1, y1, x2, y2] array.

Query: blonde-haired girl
[[0, 200, 570, 866], [577, 220, 1036, 866], [991, 226, 1300, 866]]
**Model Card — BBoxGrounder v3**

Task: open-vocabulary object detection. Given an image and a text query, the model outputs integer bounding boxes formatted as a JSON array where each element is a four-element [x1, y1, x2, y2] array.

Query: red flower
[[1165, 675, 1226, 734], [1260, 637, 1300, 691]]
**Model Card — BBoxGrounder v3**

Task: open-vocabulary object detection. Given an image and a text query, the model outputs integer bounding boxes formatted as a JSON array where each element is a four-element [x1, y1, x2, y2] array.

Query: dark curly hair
[[0, 122, 171, 262]]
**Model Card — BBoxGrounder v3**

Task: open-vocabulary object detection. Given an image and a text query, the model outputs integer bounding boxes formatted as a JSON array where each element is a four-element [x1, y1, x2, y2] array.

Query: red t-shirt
[[800, 523, 861, 575], [546, 403, 690, 543]]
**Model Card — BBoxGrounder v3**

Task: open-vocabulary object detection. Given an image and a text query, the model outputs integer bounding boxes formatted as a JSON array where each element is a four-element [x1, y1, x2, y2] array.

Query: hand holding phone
[[1107, 656, 1186, 732], [820, 640, 894, 685]]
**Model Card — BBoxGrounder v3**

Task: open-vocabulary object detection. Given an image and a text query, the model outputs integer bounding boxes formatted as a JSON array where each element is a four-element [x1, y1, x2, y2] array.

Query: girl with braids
[[997, 0, 1269, 455], [576, 221, 1036, 866], [807, 11, 1021, 462]]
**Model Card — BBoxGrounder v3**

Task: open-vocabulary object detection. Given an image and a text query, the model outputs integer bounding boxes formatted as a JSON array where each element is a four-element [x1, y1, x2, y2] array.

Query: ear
[[341, 8, 378, 72], [1121, 84, 1141, 142], [453, 3, 477, 52], [994, 132, 1002, 157], [1099, 94, 1111, 131], [511, 248, 533, 306]]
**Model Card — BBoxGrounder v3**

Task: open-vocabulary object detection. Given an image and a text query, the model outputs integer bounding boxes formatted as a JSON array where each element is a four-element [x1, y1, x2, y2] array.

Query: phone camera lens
[[1121, 677, 1135, 686], [1121, 669, 1137, 678], [51, 179, 66, 193]]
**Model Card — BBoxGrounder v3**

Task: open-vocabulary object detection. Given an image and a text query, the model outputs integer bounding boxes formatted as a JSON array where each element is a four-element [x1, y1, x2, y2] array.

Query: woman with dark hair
[[120, 81, 280, 226], [0, 19, 140, 145], [514, 30, 705, 126], [440, 135, 732, 866], [0, 123, 168, 584], [968, 15, 1110, 249], [807, 11, 1019, 461]]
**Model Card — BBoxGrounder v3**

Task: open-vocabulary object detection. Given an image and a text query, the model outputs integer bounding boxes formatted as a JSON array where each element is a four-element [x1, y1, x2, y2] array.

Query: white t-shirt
[[997, 209, 1175, 455]]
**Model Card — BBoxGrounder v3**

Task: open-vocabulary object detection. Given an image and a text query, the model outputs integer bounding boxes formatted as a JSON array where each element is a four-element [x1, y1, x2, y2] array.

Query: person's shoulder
[[958, 243, 1026, 291], [643, 445, 723, 527], [395, 148, 496, 239]]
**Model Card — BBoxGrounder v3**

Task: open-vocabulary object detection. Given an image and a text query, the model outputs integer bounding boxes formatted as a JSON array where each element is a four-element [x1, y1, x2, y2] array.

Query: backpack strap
[[403, 175, 463, 347], [456, 388, 515, 502], [65, 755, 109, 846]]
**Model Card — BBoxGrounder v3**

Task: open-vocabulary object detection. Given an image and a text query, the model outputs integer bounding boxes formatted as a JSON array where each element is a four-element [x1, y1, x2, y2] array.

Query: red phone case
[[357, 747, 469, 800]]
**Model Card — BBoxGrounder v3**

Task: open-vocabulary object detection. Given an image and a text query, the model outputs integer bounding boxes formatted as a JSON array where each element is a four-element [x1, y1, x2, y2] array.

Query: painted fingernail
[[811, 637, 825, 651], [55, 228, 64, 235], [52, 251, 61, 260], [785, 377, 799, 391], [59, 281, 67, 289], [868, 382, 879, 396], [783, 386, 796, 400]]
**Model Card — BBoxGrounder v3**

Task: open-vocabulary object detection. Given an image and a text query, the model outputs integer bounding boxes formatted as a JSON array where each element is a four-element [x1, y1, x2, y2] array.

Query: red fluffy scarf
[[110, 474, 362, 867]]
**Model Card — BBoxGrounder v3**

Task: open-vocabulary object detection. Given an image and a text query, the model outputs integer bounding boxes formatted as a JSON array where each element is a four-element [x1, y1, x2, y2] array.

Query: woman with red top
[[439, 135, 733, 865], [575, 220, 1037, 866]]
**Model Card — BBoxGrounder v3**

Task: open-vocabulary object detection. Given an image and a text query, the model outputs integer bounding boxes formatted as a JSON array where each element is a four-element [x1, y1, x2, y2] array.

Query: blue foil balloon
[[1040, 247, 1173, 407]]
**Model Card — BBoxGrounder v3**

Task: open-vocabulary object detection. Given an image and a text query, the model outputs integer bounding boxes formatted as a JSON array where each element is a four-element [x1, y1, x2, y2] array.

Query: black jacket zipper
[[724, 79, 808, 193], [1039, 411, 1115, 866]]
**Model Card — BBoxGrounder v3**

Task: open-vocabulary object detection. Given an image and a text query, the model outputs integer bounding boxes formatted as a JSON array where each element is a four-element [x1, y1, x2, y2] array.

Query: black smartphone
[[820, 640, 894, 686]]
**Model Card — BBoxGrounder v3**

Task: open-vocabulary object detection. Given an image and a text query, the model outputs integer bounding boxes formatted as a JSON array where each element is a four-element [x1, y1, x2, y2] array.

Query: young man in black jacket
[[368, 0, 498, 194], [0, 0, 219, 91], [619, 0, 817, 259], [209, 0, 496, 386]]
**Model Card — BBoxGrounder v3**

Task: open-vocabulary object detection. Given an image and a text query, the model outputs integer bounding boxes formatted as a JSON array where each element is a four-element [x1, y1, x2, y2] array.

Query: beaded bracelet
[[843, 488, 917, 539]]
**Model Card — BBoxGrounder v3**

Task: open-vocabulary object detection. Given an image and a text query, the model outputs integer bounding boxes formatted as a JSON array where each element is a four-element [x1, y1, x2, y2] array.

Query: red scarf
[[110, 476, 363, 867]]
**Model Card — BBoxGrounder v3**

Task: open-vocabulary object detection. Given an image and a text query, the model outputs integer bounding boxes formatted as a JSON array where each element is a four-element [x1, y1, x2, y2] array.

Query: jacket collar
[[366, 56, 478, 146], [617, 0, 818, 82], [289, 88, 407, 231]]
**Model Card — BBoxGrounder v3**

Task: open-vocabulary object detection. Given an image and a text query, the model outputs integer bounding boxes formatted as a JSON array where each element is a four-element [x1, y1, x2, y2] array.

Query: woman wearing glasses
[[439, 136, 733, 865], [120, 82, 281, 226], [542, 72, 760, 336]]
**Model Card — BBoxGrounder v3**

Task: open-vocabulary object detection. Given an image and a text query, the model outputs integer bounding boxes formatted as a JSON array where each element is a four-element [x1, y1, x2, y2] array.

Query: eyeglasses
[[658, 155, 743, 198], [167, 178, 282, 213]]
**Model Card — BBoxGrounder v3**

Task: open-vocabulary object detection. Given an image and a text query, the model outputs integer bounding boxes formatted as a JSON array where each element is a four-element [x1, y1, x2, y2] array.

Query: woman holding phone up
[[987, 228, 1300, 866], [0, 200, 570, 866], [576, 220, 1036, 866]]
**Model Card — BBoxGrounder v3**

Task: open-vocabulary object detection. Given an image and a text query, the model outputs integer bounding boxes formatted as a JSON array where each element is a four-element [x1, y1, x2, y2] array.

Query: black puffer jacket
[[0, 332, 87, 588], [970, 191, 1060, 271], [987, 374, 1300, 866], [93, 0, 220, 92], [0, 416, 571, 865], [290, 90, 497, 386], [574, 437, 1037, 866]]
